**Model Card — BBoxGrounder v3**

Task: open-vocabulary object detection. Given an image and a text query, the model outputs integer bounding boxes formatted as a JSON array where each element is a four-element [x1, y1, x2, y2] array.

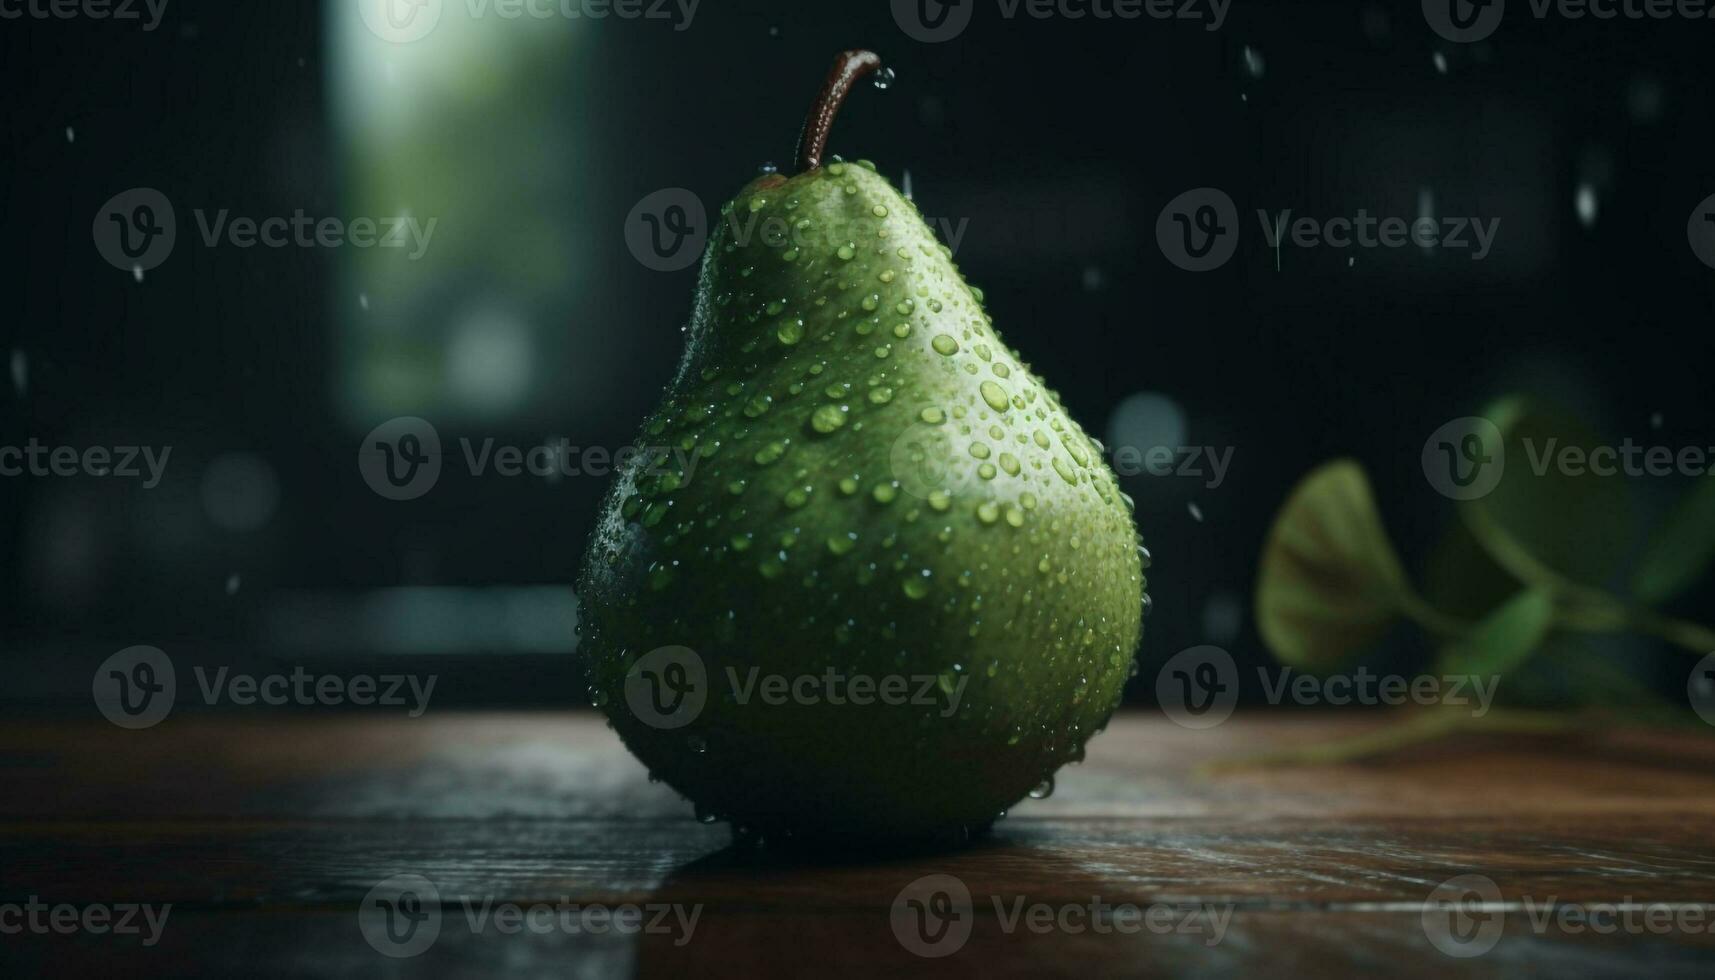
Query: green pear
[[579, 51, 1148, 843]]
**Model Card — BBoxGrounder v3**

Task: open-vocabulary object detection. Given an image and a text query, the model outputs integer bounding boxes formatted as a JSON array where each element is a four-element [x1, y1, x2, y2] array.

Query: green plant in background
[[1246, 394, 1715, 765]]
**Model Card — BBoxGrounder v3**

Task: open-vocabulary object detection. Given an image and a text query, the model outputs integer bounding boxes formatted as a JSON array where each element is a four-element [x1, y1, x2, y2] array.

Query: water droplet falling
[[1242, 46, 1265, 79], [1433, 51, 1447, 74], [225, 573, 242, 596], [1416, 188, 1436, 254], [1187, 501, 1204, 522], [65, 126, 75, 143], [1575, 184, 1598, 227], [873, 67, 896, 90]]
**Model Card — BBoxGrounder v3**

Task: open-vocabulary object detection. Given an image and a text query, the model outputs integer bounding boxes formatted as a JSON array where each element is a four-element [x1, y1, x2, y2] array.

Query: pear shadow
[[629, 828, 1153, 979]]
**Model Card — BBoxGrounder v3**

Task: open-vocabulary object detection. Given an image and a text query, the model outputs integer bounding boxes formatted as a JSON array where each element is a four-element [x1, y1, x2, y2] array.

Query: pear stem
[[794, 49, 882, 174]]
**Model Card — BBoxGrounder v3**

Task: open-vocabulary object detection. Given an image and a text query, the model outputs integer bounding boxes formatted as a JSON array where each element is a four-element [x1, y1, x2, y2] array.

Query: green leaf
[[1631, 475, 1715, 604], [1256, 460, 1411, 670], [1459, 397, 1633, 588], [1421, 516, 1524, 623], [1436, 587, 1555, 678]]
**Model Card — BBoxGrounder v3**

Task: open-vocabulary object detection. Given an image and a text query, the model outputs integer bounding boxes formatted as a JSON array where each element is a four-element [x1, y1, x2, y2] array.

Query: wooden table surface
[[2, 712, 1713, 978]]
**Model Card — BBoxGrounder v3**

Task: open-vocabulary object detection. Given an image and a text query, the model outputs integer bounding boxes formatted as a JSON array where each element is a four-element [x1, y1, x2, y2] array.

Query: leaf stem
[[1397, 590, 1468, 637]]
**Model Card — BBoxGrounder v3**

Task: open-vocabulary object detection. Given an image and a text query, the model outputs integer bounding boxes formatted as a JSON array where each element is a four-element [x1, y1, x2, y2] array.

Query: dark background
[[3, 0, 1712, 708]]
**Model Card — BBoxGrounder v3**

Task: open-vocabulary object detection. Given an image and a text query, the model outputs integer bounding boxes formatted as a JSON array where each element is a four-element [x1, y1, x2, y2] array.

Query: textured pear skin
[[578, 161, 1146, 841]]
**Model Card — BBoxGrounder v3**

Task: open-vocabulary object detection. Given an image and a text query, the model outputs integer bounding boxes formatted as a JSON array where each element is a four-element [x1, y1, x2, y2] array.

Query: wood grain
[[1, 712, 1712, 977]]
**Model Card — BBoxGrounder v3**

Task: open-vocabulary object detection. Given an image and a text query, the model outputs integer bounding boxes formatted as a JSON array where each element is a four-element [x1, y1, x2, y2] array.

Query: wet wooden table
[[2, 712, 1713, 977]]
